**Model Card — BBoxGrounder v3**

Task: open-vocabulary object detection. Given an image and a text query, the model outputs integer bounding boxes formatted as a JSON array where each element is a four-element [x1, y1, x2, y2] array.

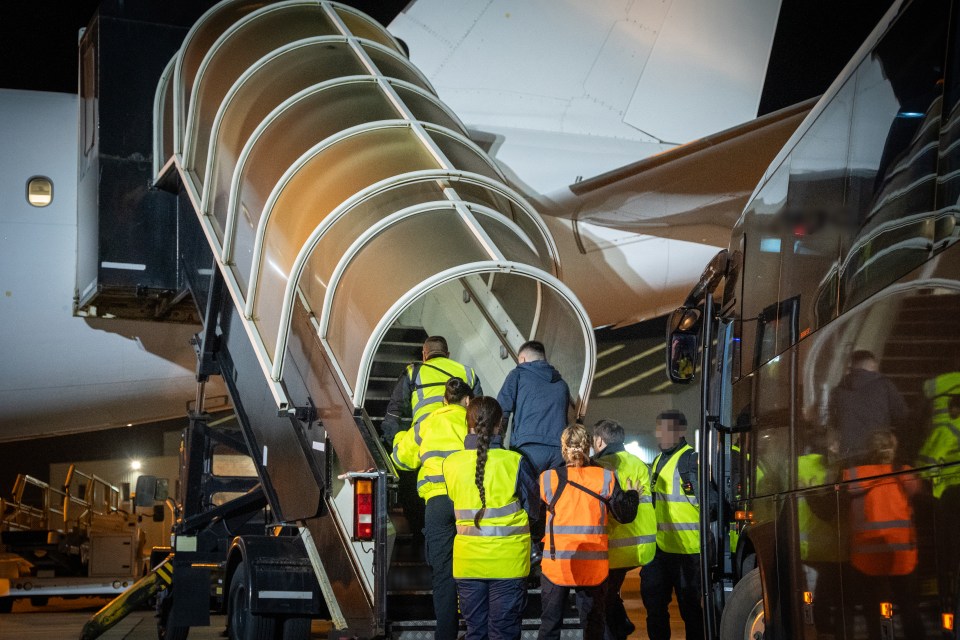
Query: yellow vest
[[392, 404, 467, 501], [651, 444, 700, 554], [918, 373, 960, 497], [443, 447, 530, 579], [407, 357, 478, 437], [797, 454, 841, 562], [595, 450, 656, 568]]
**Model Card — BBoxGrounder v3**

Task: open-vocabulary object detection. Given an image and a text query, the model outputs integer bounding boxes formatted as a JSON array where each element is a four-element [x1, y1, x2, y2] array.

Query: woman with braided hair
[[392, 377, 474, 640], [443, 396, 539, 640]]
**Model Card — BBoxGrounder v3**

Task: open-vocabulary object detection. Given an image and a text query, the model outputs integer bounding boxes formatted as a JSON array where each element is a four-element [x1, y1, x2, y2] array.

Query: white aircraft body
[[0, 0, 799, 439]]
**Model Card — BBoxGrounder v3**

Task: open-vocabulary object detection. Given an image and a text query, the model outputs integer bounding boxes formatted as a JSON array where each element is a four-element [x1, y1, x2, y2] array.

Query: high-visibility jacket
[[842, 464, 917, 576], [595, 449, 656, 568], [392, 404, 467, 501], [797, 454, 840, 562], [540, 466, 615, 587], [918, 373, 960, 497], [922, 372, 960, 425], [443, 447, 530, 579], [406, 357, 479, 435], [651, 444, 700, 554]]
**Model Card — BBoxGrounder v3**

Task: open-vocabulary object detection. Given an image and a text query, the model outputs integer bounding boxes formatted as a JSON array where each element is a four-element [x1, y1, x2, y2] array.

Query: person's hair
[[467, 397, 503, 527], [518, 340, 546, 361], [423, 336, 449, 359], [869, 430, 897, 464], [592, 418, 624, 445], [561, 424, 590, 467], [443, 377, 474, 405], [850, 350, 876, 369], [656, 410, 688, 427]]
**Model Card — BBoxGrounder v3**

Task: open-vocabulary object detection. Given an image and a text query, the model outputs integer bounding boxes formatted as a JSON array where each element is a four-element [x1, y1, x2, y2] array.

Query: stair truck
[[75, 1, 597, 638]]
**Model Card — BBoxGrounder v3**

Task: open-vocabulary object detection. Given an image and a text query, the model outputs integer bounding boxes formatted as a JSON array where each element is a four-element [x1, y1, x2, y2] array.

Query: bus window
[[839, 1, 947, 312]]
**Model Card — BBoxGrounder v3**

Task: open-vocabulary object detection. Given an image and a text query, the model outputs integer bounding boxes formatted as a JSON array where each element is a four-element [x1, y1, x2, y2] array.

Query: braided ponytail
[[467, 396, 503, 527]]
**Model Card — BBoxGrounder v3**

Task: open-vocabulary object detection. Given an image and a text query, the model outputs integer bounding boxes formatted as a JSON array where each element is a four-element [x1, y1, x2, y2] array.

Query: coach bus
[[667, 0, 960, 638]]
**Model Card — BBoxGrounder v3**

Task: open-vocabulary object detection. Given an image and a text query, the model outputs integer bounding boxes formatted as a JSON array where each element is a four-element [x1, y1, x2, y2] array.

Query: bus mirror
[[134, 475, 158, 507], [668, 333, 698, 383], [134, 475, 168, 506]]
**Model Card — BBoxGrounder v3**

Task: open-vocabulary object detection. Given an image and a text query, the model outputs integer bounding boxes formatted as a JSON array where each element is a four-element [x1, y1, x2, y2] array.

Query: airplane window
[[26, 176, 53, 207]]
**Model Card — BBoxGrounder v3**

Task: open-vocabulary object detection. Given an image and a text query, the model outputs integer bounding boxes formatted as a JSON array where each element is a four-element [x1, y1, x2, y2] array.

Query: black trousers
[[639, 548, 703, 640], [604, 567, 635, 640], [538, 573, 607, 640], [424, 495, 458, 640]]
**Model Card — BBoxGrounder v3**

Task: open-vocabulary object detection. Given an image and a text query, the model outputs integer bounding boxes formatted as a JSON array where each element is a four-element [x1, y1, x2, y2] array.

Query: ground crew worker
[[443, 396, 539, 640], [383, 336, 482, 535], [591, 419, 656, 640], [391, 377, 474, 640], [539, 424, 639, 640], [382, 336, 482, 443], [797, 431, 842, 634], [842, 431, 922, 640], [640, 410, 703, 640], [917, 390, 960, 620]]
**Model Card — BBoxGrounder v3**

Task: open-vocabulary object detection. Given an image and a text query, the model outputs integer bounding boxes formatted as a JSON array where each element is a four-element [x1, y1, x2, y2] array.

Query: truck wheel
[[228, 565, 276, 640], [282, 616, 312, 640], [157, 595, 189, 640], [719, 567, 765, 640], [0, 598, 12, 614]]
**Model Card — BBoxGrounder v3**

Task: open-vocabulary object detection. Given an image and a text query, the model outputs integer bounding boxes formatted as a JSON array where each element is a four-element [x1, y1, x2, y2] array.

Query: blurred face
[[655, 419, 685, 449]]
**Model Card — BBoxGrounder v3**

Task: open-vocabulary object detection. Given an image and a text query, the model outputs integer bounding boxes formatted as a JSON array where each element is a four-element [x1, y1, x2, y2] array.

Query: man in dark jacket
[[829, 350, 908, 465], [497, 340, 570, 475]]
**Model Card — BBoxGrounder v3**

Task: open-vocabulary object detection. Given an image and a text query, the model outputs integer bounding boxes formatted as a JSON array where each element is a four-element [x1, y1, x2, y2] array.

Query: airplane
[[0, 0, 843, 441]]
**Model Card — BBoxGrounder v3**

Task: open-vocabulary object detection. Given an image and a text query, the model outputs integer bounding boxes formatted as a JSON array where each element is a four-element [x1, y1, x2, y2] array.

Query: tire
[[281, 616, 312, 640], [156, 593, 190, 640], [228, 565, 277, 640], [0, 598, 13, 614], [29, 596, 48, 608], [720, 567, 765, 640]]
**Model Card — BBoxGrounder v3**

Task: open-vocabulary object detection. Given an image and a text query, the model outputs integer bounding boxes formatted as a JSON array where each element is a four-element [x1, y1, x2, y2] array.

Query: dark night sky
[[1, 0, 894, 110]]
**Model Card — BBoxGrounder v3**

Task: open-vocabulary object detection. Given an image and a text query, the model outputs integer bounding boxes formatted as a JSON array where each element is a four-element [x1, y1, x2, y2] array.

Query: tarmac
[[0, 569, 688, 639]]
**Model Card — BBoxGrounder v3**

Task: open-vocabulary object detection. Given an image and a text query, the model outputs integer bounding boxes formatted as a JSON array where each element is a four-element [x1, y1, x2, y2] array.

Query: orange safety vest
[[842, 464, 917, 576], [540, 465, 615, 587]]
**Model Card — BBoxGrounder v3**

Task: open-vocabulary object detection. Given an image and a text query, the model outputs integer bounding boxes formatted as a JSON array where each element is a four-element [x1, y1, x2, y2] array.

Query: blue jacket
[[497, 360, 570, 448]]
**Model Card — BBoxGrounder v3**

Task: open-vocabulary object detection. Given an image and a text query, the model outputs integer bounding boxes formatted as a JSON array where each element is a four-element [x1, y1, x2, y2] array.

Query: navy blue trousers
[[424, 495, 458, 640], [457, 578, 527, 640]]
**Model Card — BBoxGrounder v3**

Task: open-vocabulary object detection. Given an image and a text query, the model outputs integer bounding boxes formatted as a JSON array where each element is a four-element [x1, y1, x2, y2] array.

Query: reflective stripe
[[391, 447, 415, 471], [601, 469, 614, 499], [656, 494, 697, 503], [638, 494, 653, 504], [550, 550, 607, 560], [609, 534, 657, 548], [857, 520, 913, 530], [455, 501, 521, 520], [456, 524, 530, 536], [658, 522, 699, 531], [413, 395, 441, 415], [551, 525, 606, 535], [543, 470, 556, 503], [857, 542, 917, 553], [417, 474, 445, 488], [421, 449, 459, 462]]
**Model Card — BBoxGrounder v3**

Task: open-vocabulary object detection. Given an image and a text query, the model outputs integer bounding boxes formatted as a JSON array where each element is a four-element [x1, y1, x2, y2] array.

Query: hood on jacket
[[839, 368, 886, 390], [521, 359, 562, 382]]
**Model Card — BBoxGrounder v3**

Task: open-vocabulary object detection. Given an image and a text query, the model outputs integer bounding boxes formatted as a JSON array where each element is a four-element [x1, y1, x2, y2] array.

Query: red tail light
[[354, 479, 374, 541]]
